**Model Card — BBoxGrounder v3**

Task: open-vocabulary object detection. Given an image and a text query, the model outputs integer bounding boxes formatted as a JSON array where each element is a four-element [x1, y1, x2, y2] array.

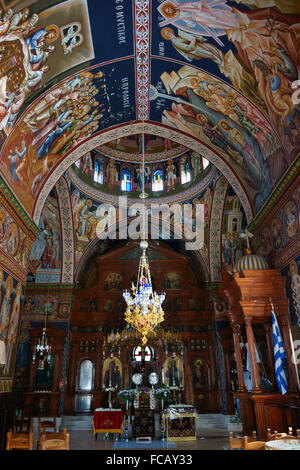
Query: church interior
[[0, 0, 300, 452]]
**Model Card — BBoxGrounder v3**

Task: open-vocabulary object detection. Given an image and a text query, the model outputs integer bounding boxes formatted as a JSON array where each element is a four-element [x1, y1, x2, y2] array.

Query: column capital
[[244, 316, 253, 327]]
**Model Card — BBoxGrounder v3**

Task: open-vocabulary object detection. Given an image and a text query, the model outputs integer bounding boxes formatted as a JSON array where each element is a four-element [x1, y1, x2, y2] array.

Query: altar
[[93, 408, 124, 439], [162, 404, 198, 441]]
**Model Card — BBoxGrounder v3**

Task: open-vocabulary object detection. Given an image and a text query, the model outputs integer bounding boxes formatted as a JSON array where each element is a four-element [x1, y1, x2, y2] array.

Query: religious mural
[[104, 273, 123, 291], [0, 50, 135, 215], [22, 287, 72, 322], [151, 0, 300, 212], [221, 187, 247, 273], [192, 358, 206, 390], [150, 62, 277, 213], [27, 188, 61, 283], [0, 200, 32, 275], [0, 269, 25, 392], [0, 0, 94, 135], [258, 185, 300, 263], [281, 256, 300, 329], [68, 168, 217, 271], [280, 255, 300, 379], [163, 355, 184, 388], [164, 272, 181, 290], [102, 356, 122, 389]]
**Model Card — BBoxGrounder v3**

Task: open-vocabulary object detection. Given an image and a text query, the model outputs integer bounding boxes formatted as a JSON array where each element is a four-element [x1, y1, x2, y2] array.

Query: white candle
[[162, 369, 164, 385]]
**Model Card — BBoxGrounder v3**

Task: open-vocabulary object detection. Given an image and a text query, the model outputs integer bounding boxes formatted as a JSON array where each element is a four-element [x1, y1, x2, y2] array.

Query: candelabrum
[[103, 326, 183, 353], [123, 240, 165, 346]]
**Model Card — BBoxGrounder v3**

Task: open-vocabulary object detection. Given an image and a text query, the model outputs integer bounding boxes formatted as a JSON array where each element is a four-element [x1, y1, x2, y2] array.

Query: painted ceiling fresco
[[0, 0, 299, 221]]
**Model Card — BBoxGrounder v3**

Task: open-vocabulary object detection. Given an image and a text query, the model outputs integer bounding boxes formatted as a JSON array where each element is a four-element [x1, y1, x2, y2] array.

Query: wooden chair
[[267, 427, 300, 441], [40, 432, 69, 450], [6, 429, 33, 450], [13, 405, 32, 434], [243, 436, 266, 450], [38, 417, 57, 436], [229, 431, 256, 450], [38, 428, 68, 449]]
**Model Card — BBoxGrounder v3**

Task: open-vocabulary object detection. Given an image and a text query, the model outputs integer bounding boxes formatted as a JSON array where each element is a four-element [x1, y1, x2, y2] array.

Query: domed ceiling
[[69, 135, 214, 203], [0, 0, 299, 227]]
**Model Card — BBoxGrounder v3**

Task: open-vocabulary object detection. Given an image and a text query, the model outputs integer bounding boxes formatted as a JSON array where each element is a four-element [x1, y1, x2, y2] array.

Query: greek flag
[[272, 308, 288, 395]]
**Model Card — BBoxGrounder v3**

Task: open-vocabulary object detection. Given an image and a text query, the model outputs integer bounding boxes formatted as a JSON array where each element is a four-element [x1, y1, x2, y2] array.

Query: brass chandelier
[[123, 240, 165, 346], [103, 326, 183, 352]]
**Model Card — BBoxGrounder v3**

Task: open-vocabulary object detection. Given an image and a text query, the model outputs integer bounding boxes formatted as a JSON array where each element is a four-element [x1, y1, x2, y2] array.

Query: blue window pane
[[121, 169, 132, 192], [93, 161, 99, 182]]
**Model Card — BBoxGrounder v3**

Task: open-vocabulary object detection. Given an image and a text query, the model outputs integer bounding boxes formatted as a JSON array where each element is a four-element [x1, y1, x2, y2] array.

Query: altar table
[[162, 405, 198, 441], [93, 408, 124, 438]]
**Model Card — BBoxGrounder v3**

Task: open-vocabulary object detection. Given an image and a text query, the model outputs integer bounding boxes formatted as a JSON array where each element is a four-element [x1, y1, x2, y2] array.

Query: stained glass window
[[121, 169, 132, 191], [132, 346, 153, 362], [93, 158, 104, 184], [152, 169, 163, 191], [181, 160, 191, 184]]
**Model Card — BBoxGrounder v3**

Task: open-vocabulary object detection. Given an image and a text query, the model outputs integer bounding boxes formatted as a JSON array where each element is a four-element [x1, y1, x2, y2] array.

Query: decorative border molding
[[56, 177, 75, 284], [95, 142, 188, 163], [0, 250, 27, 284], [134, 0, 150, 120], [26, 283, 74, 292], [0, 176, 39, 239], [33, 122, 254, 225], [209, 176, 229, 282]]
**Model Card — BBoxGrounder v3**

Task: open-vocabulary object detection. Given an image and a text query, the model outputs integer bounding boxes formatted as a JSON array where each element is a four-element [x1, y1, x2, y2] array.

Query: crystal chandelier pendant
[[33, 319, 52, 370], [123, 240, 165, 345]]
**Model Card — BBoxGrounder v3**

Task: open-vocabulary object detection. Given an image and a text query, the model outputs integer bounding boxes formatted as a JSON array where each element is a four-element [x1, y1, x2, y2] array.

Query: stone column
[[183, 342, 194, 405], [224, 350, 235, 414], [244, 317, 262, 393], [28, 343, 36, 392], [53, 349, 61, 392], [94, 339, 101, 390], [231, 322, 247, 392]]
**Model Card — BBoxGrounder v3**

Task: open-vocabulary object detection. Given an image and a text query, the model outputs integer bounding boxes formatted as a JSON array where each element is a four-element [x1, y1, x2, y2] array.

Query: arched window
[[152, 169, 163, 192], [202, 157, 209, 169], [181, 158, 191, 184], [75, 359, 94, 413], [78, 359, 94, 391], [75, 159, 80, 168], [93, 157, 104, 184], [93, 161, 99, 182], [131, 345, 154, 362], [121, 169, 132, 192]]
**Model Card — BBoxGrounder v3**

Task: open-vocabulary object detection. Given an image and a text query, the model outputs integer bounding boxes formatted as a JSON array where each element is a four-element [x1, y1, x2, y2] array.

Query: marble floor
[[67, 428, 233, 451], [29, 414, 242, 451]]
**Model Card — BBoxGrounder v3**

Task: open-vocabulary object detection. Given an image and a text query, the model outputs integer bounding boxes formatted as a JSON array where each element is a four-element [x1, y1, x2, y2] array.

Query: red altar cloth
[[93, 409, 123, 435]]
